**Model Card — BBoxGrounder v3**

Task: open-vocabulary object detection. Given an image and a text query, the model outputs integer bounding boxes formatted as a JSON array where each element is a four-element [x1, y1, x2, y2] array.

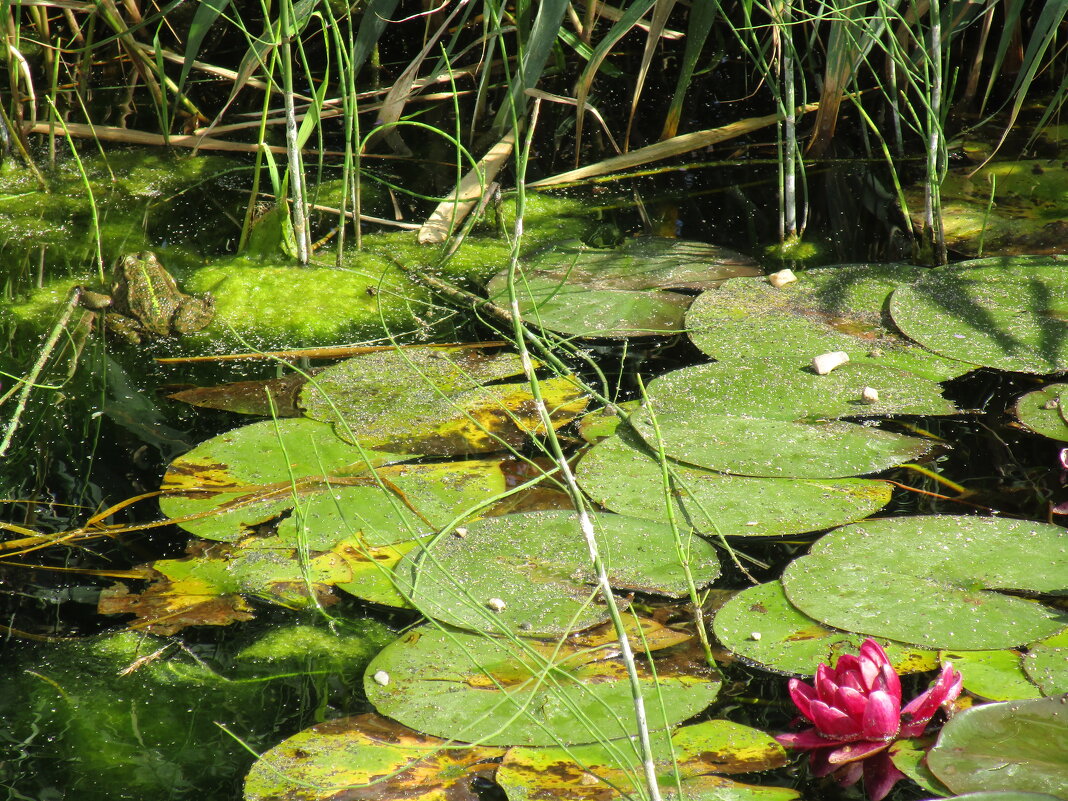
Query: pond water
[[1, 146, 1066, 801]]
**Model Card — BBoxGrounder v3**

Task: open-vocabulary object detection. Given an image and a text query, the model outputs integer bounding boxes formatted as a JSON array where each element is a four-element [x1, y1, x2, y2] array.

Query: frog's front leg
[[104, 312, 146, 345]]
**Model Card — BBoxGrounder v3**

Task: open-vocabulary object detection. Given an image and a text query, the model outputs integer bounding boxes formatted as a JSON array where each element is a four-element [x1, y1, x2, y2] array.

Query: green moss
[[0, 620, 394, 801]]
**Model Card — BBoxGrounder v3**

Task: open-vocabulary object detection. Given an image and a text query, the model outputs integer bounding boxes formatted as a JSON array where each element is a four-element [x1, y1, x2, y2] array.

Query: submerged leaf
[[486, 238, 759, 338]]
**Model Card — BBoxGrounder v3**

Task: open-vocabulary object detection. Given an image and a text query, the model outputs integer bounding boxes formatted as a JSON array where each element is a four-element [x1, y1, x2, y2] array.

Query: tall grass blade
[[623, 0, 677, 152], [660, 0, 719, 140], [573, 0, 657, 165], [179, 0, 231, 97], [493, 0, 569, 130], [530, 103, 819, 187]]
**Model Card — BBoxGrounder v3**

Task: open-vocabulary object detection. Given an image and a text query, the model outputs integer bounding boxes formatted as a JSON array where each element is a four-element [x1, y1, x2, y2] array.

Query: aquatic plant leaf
[[396, 510, 719, 636], [487, 238, 760, 294], [495, 720, 792, 801], [300, 347, 588, 454], [887, 738, 953, 798], [243, 712, 504, 801], [364, 623, 721, 747], [1022, 629, 1068, 696], [939, 648, 1044, 702], [159, 418, 506, 546], [577, 431, 892, 537], [889, 263, 1068, 374], [630, 408, 931, 478], [167, 371, 311, 417], [644, 360, 957, 420], [1014, 382, 1068, 441], [486, 237, 758, 338], [905, 159, 1068, 256], [686, 268, 970, 380], [713, 581, 936, 676], [104, 536, 420, 631], [927, 696, 1068, 796], [782, 516, 1068, 650]]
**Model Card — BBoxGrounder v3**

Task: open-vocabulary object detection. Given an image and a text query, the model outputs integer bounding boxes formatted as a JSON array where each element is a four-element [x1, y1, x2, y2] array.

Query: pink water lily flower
[[775, 638, 963, 801]]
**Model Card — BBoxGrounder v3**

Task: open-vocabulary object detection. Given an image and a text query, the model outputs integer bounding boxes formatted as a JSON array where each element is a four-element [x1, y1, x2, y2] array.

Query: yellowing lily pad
[[889, 263, 1068, 374], [243, 713, 505, 801], [576, 431, 892, 537], [495, 719, 793, 801], [159, 418, 507, 547], [299, 347, 588, 455], [713, 581, 937, 676], [782, 516, 1068, 650], [1015, 382, 1068, 441], [395, 510, 720, 636], [364, 623, 721, 747]]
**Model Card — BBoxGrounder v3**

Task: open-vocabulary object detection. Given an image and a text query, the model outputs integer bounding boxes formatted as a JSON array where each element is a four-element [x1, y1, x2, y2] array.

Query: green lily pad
[[713, 581, 937, 676], [940, 649, 1044, 702], [644, 360, 957, 420], [888, 738, 953, 798], [889, 263, 1068, 374], [363, 623, 721, 747], [488, 238, 760, 294], [299, 347, 588, 454], [159, 418, 508, 547], [243, 712, 505, 801], [577, 431, 893, 538], [781, 516, 1068, 650], [630, 407, 931, 478], [927, 695, 1068, 796], [685, 267, 970, 380], [1014, 383, 1068, 441], [395, 511, 720, 636], [1023, 629, 1068, 696], [485, 238, 759, 339], [496, 719, 791, 801]]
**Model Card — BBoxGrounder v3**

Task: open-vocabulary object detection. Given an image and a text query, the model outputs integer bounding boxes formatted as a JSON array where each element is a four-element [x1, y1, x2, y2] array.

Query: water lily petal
[[811, 699, 861, 738], [788, 677, 817, 721], [835, 685, 868, 721], [834, 653, 862, 683], [815, 663, 841, 703], [861, 689, 900, 740], [858, 639, 890, 688], [825, 739, 890, 765], [863, 750, 906, 801], [775, 728, 834, 751], [808, 749, 837, 778], [874, 657, 902, 706], [900, 663, 962, 736], [833, 760, 864, 787]]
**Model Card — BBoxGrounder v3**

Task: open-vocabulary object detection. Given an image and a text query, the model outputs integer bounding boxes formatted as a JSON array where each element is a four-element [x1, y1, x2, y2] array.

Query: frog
[[90, 252, 215, 344]]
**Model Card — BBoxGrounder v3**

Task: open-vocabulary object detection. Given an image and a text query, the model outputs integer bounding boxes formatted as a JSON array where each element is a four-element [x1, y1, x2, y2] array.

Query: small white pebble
[[372, 670, 390, 686], [750, 632, 762, 641], [487, 598, 506, 612], [861, 386, 880, 403], [453, 527, 468, 538], [768, 269, 797, 288], [812, 351, 849, 375], [579, 774, 600, 786]]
